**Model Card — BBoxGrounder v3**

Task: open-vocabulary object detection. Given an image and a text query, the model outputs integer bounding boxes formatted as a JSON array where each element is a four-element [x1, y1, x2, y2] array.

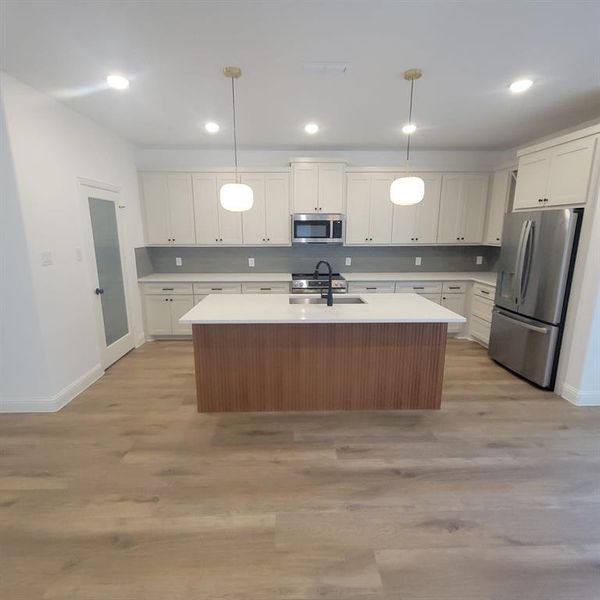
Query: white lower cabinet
[[145, 294, 194, 336], [468, 282, 496, 346], [348, 281, 396, 294], [441, 292, 467, 334], [241, 282, 290, 294]]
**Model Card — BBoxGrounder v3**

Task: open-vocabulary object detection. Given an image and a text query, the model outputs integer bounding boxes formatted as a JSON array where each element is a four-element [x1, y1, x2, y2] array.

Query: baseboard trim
[[0, 364, 104, 413], [560, 383, 600, 407]]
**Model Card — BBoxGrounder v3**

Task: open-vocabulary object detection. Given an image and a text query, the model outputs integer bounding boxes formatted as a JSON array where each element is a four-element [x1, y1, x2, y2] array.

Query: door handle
[[95, 288, 104, 295], [513, 220, 529, 303], [493, 309, 549, 334]]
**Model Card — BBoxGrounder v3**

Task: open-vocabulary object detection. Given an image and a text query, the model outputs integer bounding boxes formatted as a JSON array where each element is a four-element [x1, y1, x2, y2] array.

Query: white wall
[[0, 73, 145, 412], [555, 179, 600, 406], [136, 147, 506, 172]]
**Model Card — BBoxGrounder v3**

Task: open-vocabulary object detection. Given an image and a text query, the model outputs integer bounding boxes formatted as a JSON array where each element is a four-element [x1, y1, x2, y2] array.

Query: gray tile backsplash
[[136, 245, 499, 276]]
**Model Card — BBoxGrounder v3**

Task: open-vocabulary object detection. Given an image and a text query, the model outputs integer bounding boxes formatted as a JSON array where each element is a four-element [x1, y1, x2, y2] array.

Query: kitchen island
[[180, 293, 465, 412]]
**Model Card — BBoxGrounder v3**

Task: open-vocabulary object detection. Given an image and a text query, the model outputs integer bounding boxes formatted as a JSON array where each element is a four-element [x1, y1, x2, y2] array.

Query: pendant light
[[390, 69, 425, 206], [220, 66, 254, 212]]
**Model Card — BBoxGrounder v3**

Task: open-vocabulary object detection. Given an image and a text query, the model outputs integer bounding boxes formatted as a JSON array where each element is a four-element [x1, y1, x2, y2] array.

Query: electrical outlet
[[476, 255, 483, 265], [345, 257, 352, 266], [175, 257, 183, 267], [248, 257, 255, 267], [41, 250, 53, 267], [415, 256, 422, 266]]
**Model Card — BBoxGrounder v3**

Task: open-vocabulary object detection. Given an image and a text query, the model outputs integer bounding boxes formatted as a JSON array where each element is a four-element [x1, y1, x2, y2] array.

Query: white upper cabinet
[[241, 173, 290, 245], [141, 172, 195, 245], [345, 174, 372, 244], [292, 162, 345, 213], [513, 136, 597, 209], [438, 173, 489, 244], [391, 174, 441, 244], [192, 173, 243, 245], [546, 137, 596, 206], [345, 173, 393, 245], [484, 169, 511, 245]]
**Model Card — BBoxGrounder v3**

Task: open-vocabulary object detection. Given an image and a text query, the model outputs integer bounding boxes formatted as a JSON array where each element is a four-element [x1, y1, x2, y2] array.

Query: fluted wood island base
[[192, 322, 448, 412]]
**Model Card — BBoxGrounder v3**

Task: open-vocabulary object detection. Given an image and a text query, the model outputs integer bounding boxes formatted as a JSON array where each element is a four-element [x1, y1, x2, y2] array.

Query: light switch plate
[[415, 256, 422, 266], [476, 255, 483, 265], [41, 250, 53, 267], [345, 257, 352, 266], [175, 257, 183, 267], [248, 257, 255, 267]]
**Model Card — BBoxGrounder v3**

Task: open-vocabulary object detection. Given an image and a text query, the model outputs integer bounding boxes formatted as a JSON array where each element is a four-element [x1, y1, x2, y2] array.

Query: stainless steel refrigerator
[[489, 208, 582, 388]]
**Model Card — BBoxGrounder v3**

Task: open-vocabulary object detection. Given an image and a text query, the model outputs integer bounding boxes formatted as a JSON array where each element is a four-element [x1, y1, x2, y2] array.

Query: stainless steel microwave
[[292, 213, 344, 244]]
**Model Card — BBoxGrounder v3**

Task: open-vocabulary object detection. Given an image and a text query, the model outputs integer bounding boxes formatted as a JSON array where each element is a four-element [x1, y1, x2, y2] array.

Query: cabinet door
[[292, 163, 318, 212], [318, 164, 345, 213], [484, 170, 510, 245], [462, 174, 489, 243], [145, 294, 172, 335], [167, 173, 195, 245], [216, 175, 243, 244], [547, 137, 596, 206], [414, 174, 442, 244], [441, 293, 466, 334], [438, 175, 463, 243], [193, 174, 220, 244], [345, 174, 371, 244], [241, 174, 266, 245], [391, 173, 417, 244], [142, 172, 170, 244], [265, 174, 291, 244], [513, 150, 551, 210], [170, 295, 194, 335], [369, 174, 394, 244]]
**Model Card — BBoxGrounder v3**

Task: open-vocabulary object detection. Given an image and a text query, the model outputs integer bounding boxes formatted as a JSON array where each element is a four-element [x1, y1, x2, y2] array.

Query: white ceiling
[[2, 0, 600, 151]]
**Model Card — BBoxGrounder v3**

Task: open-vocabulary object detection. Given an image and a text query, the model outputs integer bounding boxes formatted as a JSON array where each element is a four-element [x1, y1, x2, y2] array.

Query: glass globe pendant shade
[[220, 183, 254, 212], [390, 176, 425, 206]]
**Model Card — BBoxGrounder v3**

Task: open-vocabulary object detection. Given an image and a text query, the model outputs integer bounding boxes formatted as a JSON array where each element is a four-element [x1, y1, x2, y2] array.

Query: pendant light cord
[[231, 77, 239, 181], [406, 78, 414, 162]]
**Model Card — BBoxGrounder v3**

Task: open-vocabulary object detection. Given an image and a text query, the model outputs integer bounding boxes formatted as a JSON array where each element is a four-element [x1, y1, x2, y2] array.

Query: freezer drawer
[[488, 308, 560, 388]]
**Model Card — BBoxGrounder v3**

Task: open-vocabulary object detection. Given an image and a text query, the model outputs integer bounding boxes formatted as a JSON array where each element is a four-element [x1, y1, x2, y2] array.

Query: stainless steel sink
[[288, 296, 366, 305]]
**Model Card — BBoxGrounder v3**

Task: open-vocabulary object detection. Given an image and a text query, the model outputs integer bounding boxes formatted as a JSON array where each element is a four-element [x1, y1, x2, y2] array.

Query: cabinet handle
[[544, 198, 549, 203], [95, 287, 104, 295], [415, 237, 419, 241], [215, 238, 218, 241], [162, 287, 174, 291], [538, 198, 543, 203], [413, 286, 424, 290], [449, 286, 461, 290], [366, 287, 377, 290], [260, 287, 272, 291], [456, 237, 460, 240], [262, 238, 265, 242], [480, 290, 490, 295], [211, 287, 223, 291], [267, 238, 270, 242], [461, 237, 465, 240]]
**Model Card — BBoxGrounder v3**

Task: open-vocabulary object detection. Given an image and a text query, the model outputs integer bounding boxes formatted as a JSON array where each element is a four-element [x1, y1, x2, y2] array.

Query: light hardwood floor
[[1, 339, 599, 599]]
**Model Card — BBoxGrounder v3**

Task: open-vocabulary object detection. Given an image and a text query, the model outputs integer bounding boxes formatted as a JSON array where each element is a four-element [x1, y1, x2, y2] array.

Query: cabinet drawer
[[442, 281, 467, 293], [348, 282, 395, 294], [470, 314, 491, 346], [242, 282, 290, 294], [395, 281, 442, 294], [142, 283, 194, 295], [192, 282, 242, 295], [473, 282, 495, 300], [471, 295, 494, 323]]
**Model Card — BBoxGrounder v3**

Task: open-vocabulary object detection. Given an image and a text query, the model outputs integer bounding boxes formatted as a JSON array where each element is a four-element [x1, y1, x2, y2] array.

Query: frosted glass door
[[88, 197, 129, 346]]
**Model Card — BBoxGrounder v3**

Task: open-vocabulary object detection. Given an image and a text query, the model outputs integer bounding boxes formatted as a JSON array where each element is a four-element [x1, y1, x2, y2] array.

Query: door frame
[[78, 178, 135, 368]]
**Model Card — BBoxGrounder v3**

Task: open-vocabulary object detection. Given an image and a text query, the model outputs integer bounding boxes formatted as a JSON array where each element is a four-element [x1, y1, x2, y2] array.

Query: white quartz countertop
[[180, 293, 467, 325], [139, 271, 496, 286], [138, 272, 292, 283], [341, 272, 497, 286]]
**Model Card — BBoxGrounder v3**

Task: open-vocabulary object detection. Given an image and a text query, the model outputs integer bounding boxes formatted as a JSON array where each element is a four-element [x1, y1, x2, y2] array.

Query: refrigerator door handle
[[519, 221, 535, 302], [493, 308, 550, 334], [513, 220, 529, 303]]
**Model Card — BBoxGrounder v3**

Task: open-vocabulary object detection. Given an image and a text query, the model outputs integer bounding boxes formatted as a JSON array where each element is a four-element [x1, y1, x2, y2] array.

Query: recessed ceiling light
[[106, 74, 129, 90], [509, 79, 533, 93], [402, 123, 417, 135], [205, 122, 220, 133], [305, 123, 319, 134]]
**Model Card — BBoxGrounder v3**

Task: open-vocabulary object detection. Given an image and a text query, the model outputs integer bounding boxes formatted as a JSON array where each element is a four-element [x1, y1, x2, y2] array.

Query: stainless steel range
[[291, 272, 347, 294]]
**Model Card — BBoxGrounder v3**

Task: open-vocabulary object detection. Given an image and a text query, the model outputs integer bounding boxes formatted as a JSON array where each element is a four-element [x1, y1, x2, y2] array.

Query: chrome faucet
[[313, 260, 334, 306]]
